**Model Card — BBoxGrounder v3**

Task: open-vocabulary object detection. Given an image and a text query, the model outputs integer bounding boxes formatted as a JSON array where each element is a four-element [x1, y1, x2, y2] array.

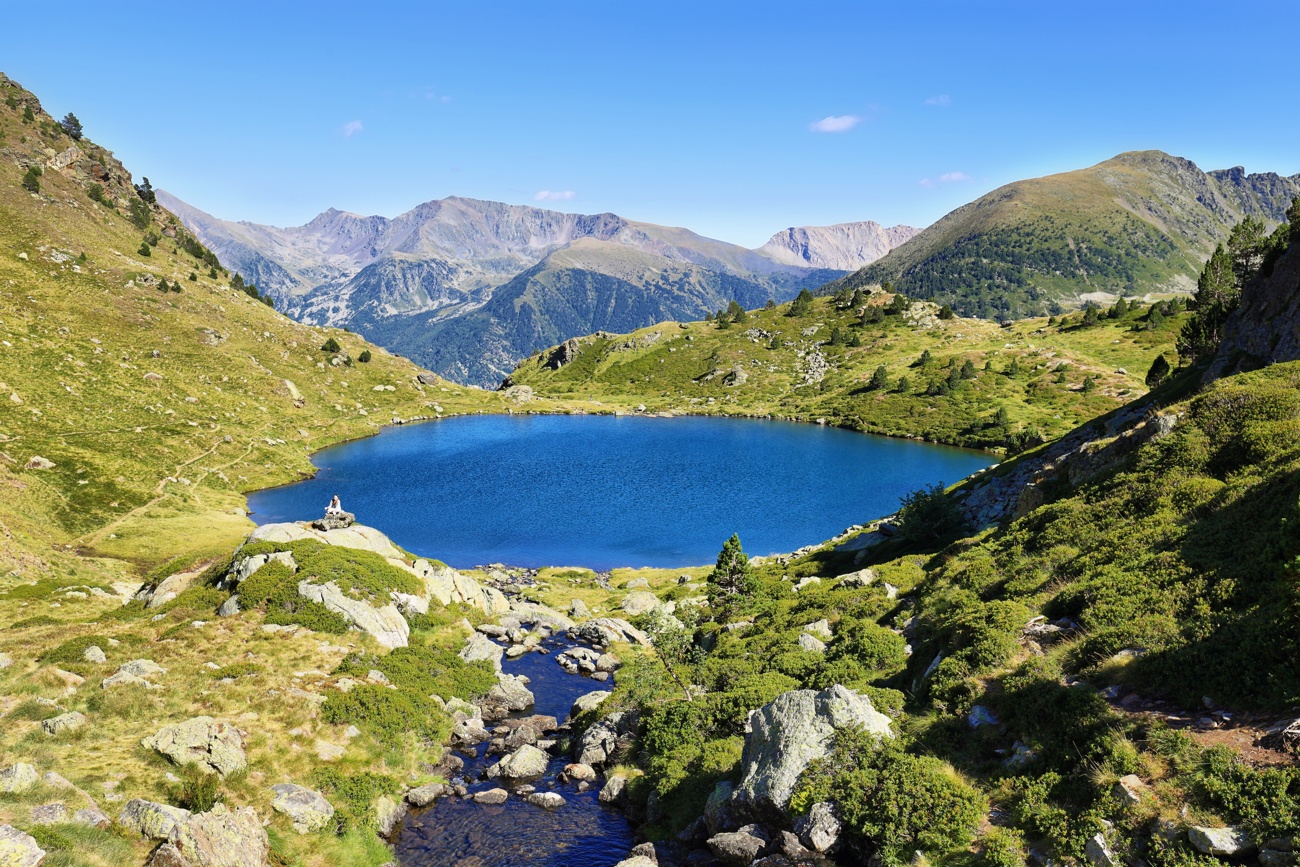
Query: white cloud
[[924, 95, 952, 107], [534, 190, 576, 201], [809, 114, 863, 133], [919, 171, 971, 189], [341, 120, 364, 138]]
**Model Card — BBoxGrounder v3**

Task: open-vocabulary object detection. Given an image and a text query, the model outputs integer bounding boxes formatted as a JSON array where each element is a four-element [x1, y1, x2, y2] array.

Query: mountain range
[[825, 150, 1300, 319], [159, 192, 917, 385]]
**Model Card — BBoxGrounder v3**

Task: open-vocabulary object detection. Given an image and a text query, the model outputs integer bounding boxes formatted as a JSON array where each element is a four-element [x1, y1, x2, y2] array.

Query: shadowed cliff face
[[1209, 237, 1300, 379]]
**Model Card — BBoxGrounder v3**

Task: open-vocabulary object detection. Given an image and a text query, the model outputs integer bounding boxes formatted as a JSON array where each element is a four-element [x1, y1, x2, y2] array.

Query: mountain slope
[[162, 194, 913, 385], [826, 150, 1300, 319], [0, 73, 522, 577], [756, 220, 919, 269]]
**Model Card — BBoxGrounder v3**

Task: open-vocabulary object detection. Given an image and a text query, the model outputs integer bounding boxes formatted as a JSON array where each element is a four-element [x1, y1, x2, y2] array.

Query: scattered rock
[[270, 784, 334, 834], [838, 568, 875, 587], [797, 632, 826, 654], [24, 456, 55, 470], [0, 825, 44, 867], [571, 690, 612, 719], [42, 711, 87, 735], [1189, 826, 1256, 858], [473, 788, 509, 805], [374, 796, 406, 837], [576, 711, 637, 767], [527, 792, 565, 810], [795, 802, 842, 853], [29, 803, 68, 825], [311, 512, 355, 531], [967, 705, 999, 728], [733, 685, 892, 823], [1115, 774, 1145, 807], [1085, 833, 1118, 867], [708, 827, 768, 866], [142, 717, 247, 777], [405, 783, 448, 807], [73, 807, 111, 828], [569, 599, 592, 619], [563, 763, 598, 782], [483, 673, 535, 713], [82, 645, 107, 663], [460, 632, 505, 673], [0, 653, 10, 670], [599, 775, 628, 805]]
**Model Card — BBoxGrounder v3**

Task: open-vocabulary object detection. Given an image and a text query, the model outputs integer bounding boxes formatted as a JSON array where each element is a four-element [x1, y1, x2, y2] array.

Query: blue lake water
[[247, 414, 992, 570]]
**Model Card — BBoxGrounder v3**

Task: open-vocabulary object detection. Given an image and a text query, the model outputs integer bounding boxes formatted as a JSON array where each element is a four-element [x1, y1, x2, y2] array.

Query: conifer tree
[[708, 534, 757, 616]]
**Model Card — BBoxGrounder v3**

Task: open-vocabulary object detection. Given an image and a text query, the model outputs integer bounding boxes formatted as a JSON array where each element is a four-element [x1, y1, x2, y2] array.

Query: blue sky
[[5, 1, 1295, 247]]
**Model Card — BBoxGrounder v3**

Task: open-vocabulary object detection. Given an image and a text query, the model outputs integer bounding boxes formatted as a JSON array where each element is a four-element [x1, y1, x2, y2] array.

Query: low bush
[[320, 684, 449, 746], [38, 634, 111, 665], [334, 643, 495, 701], [310, 767, 401, 833]]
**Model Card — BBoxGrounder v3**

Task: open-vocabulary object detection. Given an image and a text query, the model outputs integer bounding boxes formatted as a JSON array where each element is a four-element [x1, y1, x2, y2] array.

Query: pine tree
[[960, 359, 977, 380], [708, 534, 756, 616], [1227, 215, 1268, 287], [358, 349, 372, 363], [20, 166, 40, 193], [917, 349, 932, 367], [895, 376, 910, 394], [1176, 244, 1234, 360], [321, 337, 341, 353], [869, 365, 890, 390], [788, 289, 815, 317], [938, 304, 955, 320], [59, 113, 83, 140], [1145, 354, 1171, 388]]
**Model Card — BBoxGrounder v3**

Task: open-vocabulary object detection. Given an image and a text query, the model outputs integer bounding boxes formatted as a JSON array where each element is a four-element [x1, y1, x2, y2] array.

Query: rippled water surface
[[248, 414, 992, 569], [394, 640, 633, 867]]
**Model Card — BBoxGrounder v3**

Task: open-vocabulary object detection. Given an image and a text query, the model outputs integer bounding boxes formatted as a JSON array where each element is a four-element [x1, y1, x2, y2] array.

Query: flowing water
[[247, 414, 993, 570], [394, 638, 634, 866]]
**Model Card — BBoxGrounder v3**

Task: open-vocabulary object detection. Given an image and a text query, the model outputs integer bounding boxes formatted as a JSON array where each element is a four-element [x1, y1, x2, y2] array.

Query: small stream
[[394, 637, 636, 866]]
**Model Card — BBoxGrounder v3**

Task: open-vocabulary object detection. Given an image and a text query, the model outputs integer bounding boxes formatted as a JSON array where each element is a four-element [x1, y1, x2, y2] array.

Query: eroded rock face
[[150, 804, 269, 867], [460, 632, 505, 672], [0, 824, 45, 867], [297, 580, 409, 649], [733, 685, 892, 823], [415, 560, 509, 615], [270, 784, 335, 834], [142, 717, 247, 777]]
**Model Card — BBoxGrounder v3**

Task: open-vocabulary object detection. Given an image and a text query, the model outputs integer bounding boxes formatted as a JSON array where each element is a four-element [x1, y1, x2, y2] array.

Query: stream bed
[[394, 637, 635, 866]]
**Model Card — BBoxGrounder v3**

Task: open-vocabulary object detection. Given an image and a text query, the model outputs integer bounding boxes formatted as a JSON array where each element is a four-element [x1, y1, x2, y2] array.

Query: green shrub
[[310, 768, 400, 833], [358, 349, 372, 363], [977, 827, 1029, 867], [896, 483, 966, 542], [827, 618, 908, 677], [207, 662, 262, 679], [293, 543, 422, 601], [170, 763, 220, 811], [334, 643, 495, 701], [798, 730, 985, 865], [20, 165, 40, 192], [38, 634, 111, 665], [321, 337, 341, 353], [8, 614, 60, 629], [320, 684, 448, 746]]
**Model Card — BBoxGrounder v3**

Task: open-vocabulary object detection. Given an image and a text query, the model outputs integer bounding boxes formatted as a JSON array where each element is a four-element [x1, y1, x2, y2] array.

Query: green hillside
[[506, 288, 1186, 451], [825, 151, 1300, 319]]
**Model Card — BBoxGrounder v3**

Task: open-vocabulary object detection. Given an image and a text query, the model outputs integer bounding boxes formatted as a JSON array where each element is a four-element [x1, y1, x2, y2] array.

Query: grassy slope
[[507, 292, 1185, 451], [0, 75, 584, 865], [597, 359, 1300, 863], [824, 150, 1300, 319]]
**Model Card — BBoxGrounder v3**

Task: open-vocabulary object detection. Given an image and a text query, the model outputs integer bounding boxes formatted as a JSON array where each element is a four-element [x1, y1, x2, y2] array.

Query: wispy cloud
[[535, 190, 576, 202], [341, 120, 364, 138], [809, 114, 863, 133], [420, 87, 453, 104], [924, 94, 952, 107], [919, 171, 971, 189]]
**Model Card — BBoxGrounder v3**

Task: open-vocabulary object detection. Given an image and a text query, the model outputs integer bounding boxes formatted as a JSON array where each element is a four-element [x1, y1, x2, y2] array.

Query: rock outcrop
[[0, 825, 45, 867], [270, 784, 335, 834], [732, 685, 892, 823], [142, 717, 247, 777], [148, 804, 269, 867], [297, 579, 410, 649], [118, 799, 193, 841]]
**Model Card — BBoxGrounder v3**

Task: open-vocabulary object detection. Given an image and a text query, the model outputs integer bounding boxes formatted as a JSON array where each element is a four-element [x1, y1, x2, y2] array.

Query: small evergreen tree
[[20, 166, 40, 192], [764, 298, 776, 310], [321, 337, 341, 353], [727, 300, 748, 324], [1081, 305, 1100, 327], [1145, 353, 1171, 388], [137, 242, 151, 257], [1176, 245, 1233, 360], [21, 105, 34, 123], [895, 376, 910, 394], [938, 304, 955, 320], [1082, 375, 1096, 393], [358, 349, 372, 363], [861, 305, 883, 325], [788, 289, 815, 317], [896, 483, 965, 542], [916, 349, 932, 367], [959, 359, 977, 380], [886, 293, 908, 315], [768, 334, 781, 350], [134, 177, 156, 205], [708, 534, 757, 616], [59, 113, 83, 140], [993, 406, 1011, 428], [869, 364, 890, 390]]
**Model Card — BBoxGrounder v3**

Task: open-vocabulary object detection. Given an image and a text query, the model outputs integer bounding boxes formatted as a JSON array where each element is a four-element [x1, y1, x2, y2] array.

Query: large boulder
[[733, 685, 892, 823], [795, 802, 843, 854], [118, 799, 193, 840], [142, 717, 247, 777], [270, 784, 334, 834], [568, 618, 650, 647], [575, 711, 638, 767], [620, 591, 660, 616], [1189, 827, 1256, 858], [311, 512, 355, 531], [42, 712, 87, 736], [0, 825, 44, 867], [297, 580, 409, 649], [149, 804, 268, 867], [495, 744, 550, 780], [147, 569, 200, 609], [459, 632, 505, 672], [249, 521, 405, 560], [229, 551, 296, 586], [570, 690, 611, 719], [708, 827, 769, 866], [0, 764, 38, 794], [482, 674, 535, 713], [415, 561, 510, 615]]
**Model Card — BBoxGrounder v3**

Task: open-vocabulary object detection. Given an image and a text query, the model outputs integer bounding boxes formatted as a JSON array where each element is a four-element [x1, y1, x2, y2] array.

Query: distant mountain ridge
[[160, 192, 913, 384], [823, 150, 1300, 319], [757, 221, 919, 269]]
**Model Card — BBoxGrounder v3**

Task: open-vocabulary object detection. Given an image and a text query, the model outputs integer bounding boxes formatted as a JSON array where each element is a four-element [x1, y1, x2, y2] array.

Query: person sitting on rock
[[325, 494, 343, 516]]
